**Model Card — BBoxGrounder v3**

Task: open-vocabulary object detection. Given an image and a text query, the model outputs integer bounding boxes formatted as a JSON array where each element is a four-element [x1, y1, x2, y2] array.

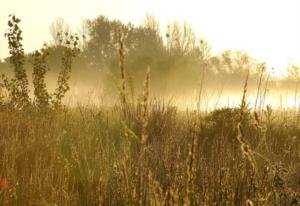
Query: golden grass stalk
[[254, 63, 265, 111], [118, 28, 126, 107], [141, 66, 150, 145], [237, 70, 257, 174]]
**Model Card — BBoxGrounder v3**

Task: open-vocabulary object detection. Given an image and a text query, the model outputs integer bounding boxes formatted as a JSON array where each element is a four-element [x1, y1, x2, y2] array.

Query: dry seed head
[[141, 66, 150, 145], [118, 28, 126, 106], [240, 69, 249, 120], [236, 72, 258, 174]]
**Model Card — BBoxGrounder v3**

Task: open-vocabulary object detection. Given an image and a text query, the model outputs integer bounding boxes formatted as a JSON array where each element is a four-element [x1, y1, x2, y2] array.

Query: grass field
[[0, 99, 299, 205], [0, 15, 299, 206]]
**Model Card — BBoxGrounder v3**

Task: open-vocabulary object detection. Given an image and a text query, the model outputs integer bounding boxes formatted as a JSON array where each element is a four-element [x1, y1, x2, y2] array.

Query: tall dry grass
[[0, 100, 299, 205]]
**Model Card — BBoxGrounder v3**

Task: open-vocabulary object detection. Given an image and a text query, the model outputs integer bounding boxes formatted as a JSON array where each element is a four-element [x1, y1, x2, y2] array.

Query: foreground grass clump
[[0, 104, 299, 205]]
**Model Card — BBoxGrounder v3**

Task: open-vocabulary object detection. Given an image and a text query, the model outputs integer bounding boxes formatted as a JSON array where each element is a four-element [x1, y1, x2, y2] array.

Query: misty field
[[0, 15, 300, 206]]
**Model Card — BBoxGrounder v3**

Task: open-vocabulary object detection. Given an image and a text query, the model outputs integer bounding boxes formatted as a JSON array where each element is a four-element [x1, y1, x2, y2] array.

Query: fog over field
[[0, 1, 300, 205], [1, 1, 300, 109]]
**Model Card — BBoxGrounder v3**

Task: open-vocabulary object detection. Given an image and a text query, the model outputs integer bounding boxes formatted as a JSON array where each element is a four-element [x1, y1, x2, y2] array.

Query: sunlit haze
[[1, 0, 300, 76], [1, 1, 300, 200]]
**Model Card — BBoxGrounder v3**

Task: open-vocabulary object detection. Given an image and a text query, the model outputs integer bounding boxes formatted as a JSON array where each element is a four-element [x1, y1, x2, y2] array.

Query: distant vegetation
[[0, 15, 299, 205], [1, 14, 300, 101]]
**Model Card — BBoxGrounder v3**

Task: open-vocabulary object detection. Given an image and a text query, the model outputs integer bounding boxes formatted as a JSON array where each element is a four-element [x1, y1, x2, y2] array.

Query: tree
[[49, 17, 71, 46], [166, 21, 197, 56], [85, 16, 123, 68], [77, 19, 89, 51], [142, 13, 160, 35]]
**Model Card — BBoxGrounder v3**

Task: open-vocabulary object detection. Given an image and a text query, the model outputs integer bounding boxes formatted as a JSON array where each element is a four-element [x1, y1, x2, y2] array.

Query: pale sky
[[1, 0, 300, 76]]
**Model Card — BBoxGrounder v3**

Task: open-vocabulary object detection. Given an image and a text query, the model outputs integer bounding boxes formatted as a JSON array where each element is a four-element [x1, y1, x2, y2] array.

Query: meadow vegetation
[[0, 15, 299, 205]]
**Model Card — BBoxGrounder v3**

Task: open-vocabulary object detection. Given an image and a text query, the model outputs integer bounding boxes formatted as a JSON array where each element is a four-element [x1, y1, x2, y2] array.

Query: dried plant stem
[[254, 63, 265, 111], [118, 28, 126, 107], [141, 67, 150, 145], [237, 70, 257, 174]]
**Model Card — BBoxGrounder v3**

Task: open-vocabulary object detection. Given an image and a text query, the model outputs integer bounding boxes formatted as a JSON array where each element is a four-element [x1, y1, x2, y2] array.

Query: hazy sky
[[1, 0, 300, 75]]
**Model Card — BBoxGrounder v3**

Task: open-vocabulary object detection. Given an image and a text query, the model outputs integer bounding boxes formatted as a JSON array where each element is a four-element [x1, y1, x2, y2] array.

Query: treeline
[[0, 14, 299, 97]]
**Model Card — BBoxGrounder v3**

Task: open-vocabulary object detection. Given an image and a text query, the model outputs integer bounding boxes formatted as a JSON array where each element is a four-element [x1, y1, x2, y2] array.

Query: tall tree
[[49, 17, 71, 46]]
